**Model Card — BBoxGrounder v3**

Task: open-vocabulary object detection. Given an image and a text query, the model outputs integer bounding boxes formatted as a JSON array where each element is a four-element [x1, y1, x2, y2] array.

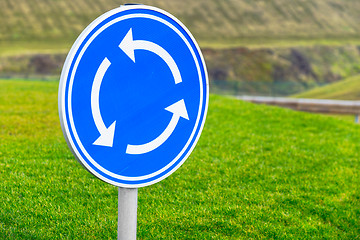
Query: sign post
[[118, 188, 138, 240], [58, 4, 208, 239]]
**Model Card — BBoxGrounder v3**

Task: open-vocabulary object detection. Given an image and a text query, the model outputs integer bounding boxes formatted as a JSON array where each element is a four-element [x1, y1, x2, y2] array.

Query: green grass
[[3, 35, 360, 57], [1, 79, 360, 239], [0, 40, 71, 57], [199, 36, 360, 50], [293, 74, 360, 100]]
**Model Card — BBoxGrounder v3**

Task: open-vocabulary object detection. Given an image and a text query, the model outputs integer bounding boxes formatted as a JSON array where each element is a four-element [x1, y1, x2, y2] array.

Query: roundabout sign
[[58, 5, 209, 188]]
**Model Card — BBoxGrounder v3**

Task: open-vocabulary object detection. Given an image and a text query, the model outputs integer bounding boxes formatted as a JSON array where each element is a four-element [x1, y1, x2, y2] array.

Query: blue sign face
[[59, 5, 208, 188]]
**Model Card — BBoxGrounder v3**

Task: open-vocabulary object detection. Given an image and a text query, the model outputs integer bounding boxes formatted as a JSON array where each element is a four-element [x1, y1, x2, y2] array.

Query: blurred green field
[[294, 74, 360, 100], [2, 0, 360, 54], [1, 79, 359, 239]]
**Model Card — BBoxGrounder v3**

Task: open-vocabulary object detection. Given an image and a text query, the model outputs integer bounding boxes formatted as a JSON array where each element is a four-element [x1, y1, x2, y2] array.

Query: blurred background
[[2, 2, 360, 239], [2, 0, 360, 98]]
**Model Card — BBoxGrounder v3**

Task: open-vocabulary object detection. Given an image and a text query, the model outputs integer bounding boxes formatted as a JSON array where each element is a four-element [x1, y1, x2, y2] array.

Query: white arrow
[[119, 28, 182, 84], [91, 57, 116, 147], [126, 99, 189, 155]]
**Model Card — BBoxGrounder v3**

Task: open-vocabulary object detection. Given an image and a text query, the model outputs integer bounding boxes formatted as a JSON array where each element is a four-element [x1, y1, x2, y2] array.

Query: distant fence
[[237, 96, 360, 123], [211, 80, 324, 97], [0, 74, 59, 81]]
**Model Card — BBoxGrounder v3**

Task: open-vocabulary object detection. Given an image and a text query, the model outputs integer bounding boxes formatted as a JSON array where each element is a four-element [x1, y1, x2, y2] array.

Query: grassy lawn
[[1, 79, 359, 239]]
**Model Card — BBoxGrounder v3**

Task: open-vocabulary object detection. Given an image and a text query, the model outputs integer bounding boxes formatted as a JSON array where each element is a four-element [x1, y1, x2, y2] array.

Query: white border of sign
[[58, 5, 209, 188]]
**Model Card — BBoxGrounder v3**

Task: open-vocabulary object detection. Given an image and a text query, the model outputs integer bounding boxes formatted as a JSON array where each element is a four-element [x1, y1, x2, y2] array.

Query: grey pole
[[355, 114, 359, 124], [118, 187, 138, 240]]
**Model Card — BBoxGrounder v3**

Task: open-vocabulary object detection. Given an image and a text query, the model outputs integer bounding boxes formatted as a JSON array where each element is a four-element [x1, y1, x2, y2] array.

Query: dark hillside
[[2, 45, 360, 96]]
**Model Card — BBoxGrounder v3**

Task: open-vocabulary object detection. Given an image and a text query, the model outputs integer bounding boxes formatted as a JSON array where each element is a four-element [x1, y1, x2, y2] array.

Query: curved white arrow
[[91, 57, 116, 147], [91, 29, 184, 149], [119, 28, 182, 84], [126, 99, 189, 155]]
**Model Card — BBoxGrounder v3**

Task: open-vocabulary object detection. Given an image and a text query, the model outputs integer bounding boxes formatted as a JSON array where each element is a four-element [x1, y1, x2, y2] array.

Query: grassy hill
[[2, 0, 360, 54], [293, 74, 360, 100], [1, 79, 359, 239], [3, 1, 360, 96]]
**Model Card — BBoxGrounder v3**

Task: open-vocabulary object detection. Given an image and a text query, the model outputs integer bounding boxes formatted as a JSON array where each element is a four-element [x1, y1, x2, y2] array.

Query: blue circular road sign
[[59, 5, 208, 188]]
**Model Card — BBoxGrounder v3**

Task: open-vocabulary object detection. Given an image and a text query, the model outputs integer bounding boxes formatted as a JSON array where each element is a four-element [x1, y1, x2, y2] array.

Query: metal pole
[[118, 187, 138, 240], [355, 115, 359, 124]]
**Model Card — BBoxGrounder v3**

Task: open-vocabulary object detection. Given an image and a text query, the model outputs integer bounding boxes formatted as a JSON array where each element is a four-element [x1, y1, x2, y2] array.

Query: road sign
[[59, 5, 208, 188]]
